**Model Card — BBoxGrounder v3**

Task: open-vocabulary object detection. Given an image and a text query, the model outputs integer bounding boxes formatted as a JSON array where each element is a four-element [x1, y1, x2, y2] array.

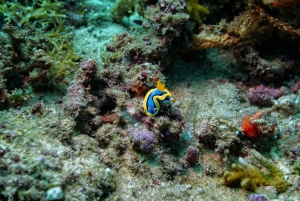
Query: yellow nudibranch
[[143, 81, 173, 116]]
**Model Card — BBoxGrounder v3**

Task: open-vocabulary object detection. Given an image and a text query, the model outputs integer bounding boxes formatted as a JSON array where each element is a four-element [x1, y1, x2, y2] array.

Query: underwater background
[[1, 0, 300, 200]]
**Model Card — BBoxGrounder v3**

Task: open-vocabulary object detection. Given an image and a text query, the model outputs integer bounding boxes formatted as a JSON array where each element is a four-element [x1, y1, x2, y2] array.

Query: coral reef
[[184, 9, 269, 51], [101, 32, 167, 96], [247, 84, 288, 106], [63, 58, 112, 135], [0, 105, 116, 200], [241, 47, 295, 82], [185, 0, 300, 51], [145, 0, 190, 37], [188, 81, 246, 158], [64, 59, 100, 117], [222, 149, 287, 194], [0, 0, 81, 109], [0, 24, 53, 90], [1, 0, 300, 200]]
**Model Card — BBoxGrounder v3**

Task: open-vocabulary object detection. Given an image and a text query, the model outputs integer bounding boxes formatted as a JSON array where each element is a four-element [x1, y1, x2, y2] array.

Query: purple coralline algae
[[247, 193, 267, 201], [186, 146, 199, 164], [81, 59, 98, 86], [129, 124, 156, 153], [291, 81, 300, 93], [64, 59, 98, 116], [247, 84, 288, 106]]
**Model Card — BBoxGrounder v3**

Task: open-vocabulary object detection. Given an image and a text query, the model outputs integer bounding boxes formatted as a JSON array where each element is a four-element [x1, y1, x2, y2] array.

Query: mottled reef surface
[[1, 0, 300, 201]]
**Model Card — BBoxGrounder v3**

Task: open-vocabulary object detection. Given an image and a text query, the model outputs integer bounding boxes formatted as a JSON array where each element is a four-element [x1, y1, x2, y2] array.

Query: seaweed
[[0, 0, 67, 29], [0, 0, 81, 94], [185, 0, 209, 24], [221, 149, 287, 194]]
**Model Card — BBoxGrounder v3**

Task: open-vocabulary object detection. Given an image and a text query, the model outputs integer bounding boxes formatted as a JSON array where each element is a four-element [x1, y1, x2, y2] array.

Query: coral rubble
[[0, 105, 115, 200]]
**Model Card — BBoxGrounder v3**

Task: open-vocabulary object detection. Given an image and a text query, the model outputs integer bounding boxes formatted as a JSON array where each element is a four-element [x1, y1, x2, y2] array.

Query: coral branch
[[222, 149, 287, 193]]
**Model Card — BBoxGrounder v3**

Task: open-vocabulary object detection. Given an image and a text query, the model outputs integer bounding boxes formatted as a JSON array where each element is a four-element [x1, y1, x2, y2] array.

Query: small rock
[[273, 94, 300, 115], [247, 193, 267, 201], [46, 186, 63, 201]]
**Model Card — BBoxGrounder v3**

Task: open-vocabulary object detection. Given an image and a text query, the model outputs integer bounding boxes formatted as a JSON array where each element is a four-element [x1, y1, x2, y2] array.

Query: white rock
[[46, 186, 63, 201]]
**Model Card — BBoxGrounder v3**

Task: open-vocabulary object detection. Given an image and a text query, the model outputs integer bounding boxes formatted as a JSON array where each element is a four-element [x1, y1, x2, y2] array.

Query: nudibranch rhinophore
[[143, 81, 173, 116]]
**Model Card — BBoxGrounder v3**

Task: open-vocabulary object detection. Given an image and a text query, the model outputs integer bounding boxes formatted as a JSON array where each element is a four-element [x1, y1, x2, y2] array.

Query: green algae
[[294, 158, 300, 175], [186, 0, 209, 24], [0, 0, 80, 90], [0, 0, 67, 29]]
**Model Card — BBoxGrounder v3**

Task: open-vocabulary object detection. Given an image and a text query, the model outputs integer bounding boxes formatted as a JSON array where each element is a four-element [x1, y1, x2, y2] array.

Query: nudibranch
[[143, 81, 173, 116]]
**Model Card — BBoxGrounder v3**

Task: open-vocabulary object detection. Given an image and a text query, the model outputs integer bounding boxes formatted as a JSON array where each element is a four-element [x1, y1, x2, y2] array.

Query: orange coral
[[102, 112, 118, 124], [253, 110, 263, 119], [241, 110, 263, 139], [242, 115, 259, 139], [241, 110, 275, 139]]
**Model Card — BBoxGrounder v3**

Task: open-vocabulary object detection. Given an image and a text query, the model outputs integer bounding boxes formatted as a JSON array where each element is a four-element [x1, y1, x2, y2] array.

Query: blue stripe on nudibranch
[[143, 81, 173, 116]]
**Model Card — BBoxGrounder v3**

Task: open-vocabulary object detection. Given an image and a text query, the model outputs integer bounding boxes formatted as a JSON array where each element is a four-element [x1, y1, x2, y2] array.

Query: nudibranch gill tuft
[[143, 81, 173, 116]]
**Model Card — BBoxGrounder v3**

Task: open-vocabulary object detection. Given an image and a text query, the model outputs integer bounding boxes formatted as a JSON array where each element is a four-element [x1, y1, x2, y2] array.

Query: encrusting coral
[[221, 149, 287, 193], [247, 84, 288, 106], [185, 0, 300, 51]]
